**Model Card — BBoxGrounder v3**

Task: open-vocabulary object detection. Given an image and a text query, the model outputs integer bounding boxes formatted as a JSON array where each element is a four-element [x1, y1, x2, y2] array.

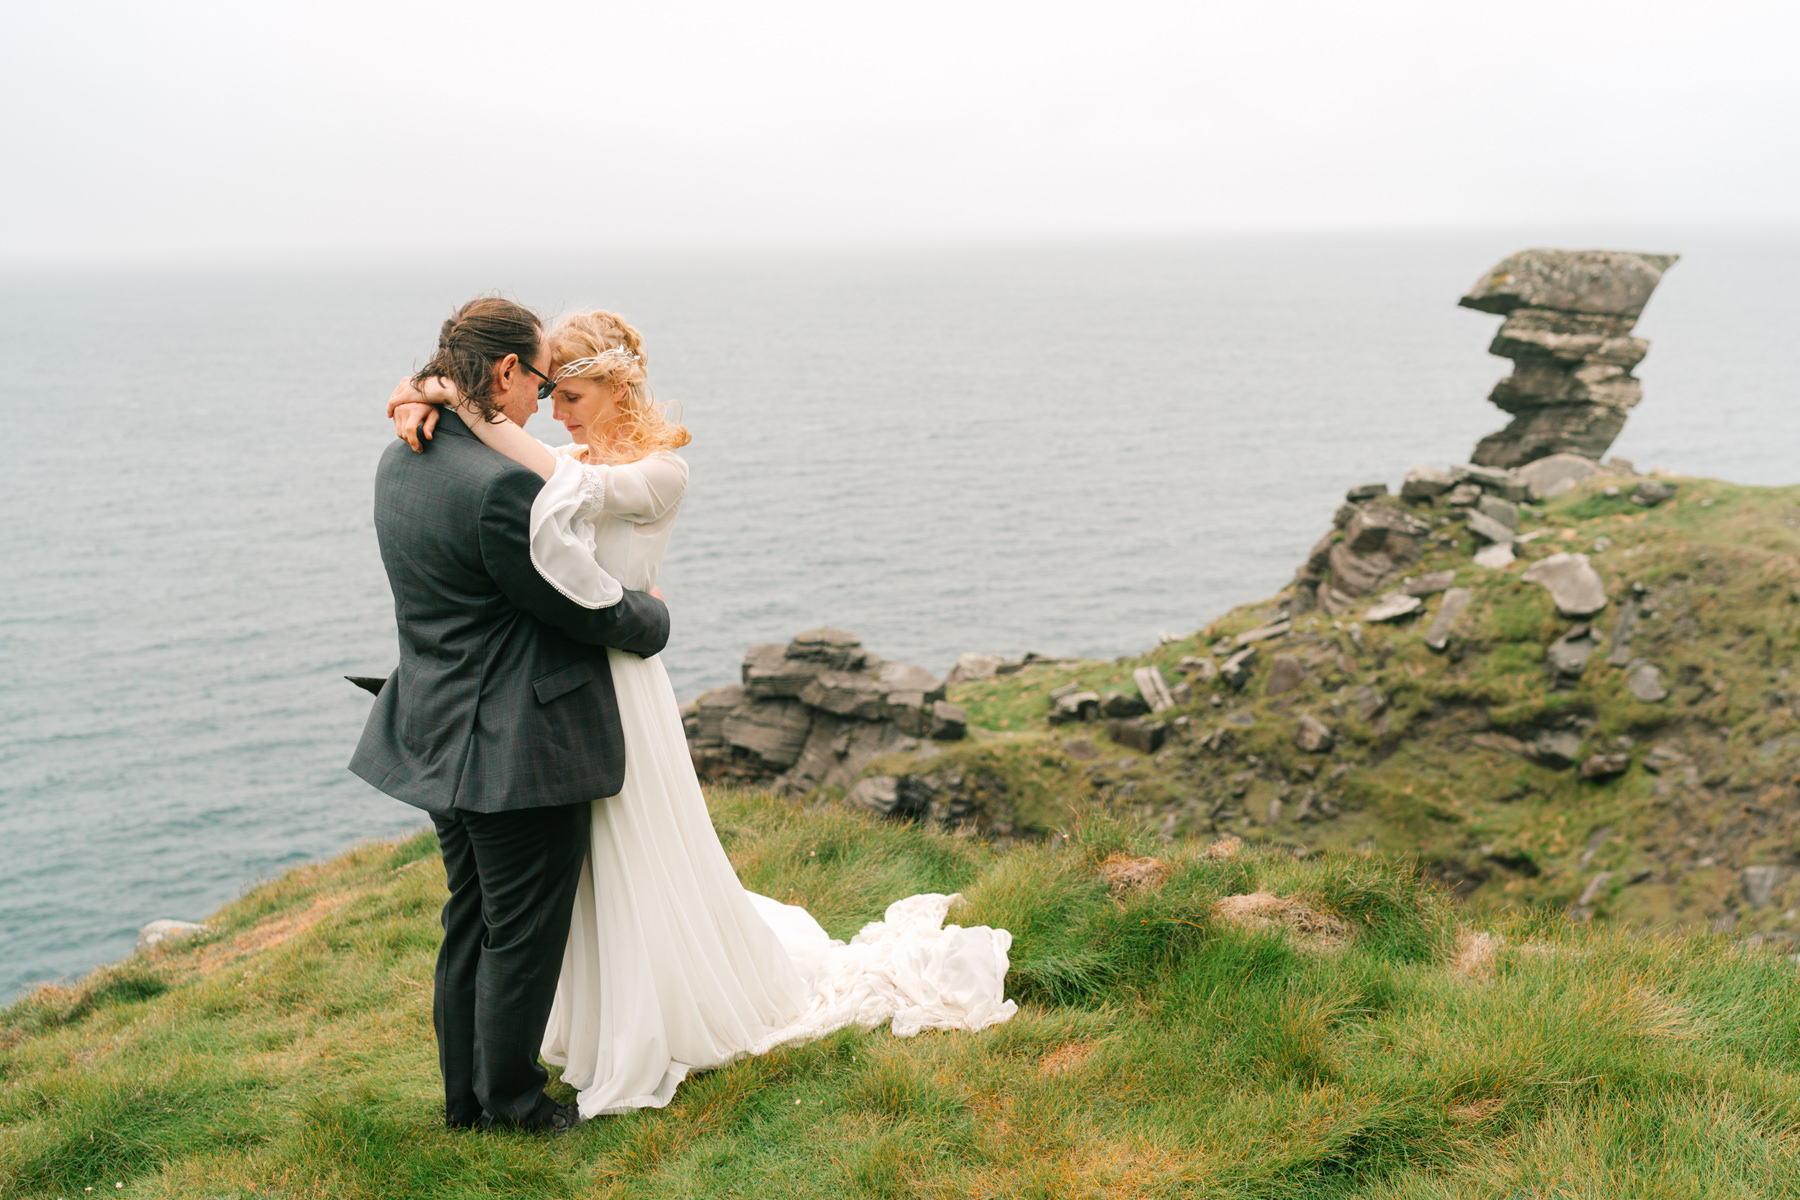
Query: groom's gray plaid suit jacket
[[350, 410, 669, 813]]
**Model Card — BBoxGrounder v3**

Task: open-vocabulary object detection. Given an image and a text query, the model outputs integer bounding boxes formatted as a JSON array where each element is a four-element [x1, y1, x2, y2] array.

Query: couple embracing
[[351, 297, 1015, 1133]]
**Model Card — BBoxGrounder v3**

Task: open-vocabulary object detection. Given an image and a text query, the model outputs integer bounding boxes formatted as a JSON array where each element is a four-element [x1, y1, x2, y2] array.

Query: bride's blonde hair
[[549, 310, 690, 464]]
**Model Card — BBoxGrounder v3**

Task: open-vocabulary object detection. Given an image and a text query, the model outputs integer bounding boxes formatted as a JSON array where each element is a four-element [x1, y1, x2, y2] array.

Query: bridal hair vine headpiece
[[555, 347, 639, 380]]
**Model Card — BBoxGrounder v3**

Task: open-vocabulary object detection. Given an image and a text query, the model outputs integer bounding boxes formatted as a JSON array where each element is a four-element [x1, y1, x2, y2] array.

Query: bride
[[389, 309, 1015, 1118]]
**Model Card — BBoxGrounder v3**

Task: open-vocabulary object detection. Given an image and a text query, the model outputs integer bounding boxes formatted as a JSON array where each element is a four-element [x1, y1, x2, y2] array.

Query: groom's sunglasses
[[521, 360, 557, 401]]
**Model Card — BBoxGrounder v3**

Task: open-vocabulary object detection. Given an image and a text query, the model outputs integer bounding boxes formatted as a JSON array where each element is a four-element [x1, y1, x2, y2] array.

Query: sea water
[[3, 231, 1795, 1000]]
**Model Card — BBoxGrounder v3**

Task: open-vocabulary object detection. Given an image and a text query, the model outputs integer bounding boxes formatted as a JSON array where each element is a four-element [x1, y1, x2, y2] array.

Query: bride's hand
[[393, 401, 438, 452], [388, 376, 462, 452]]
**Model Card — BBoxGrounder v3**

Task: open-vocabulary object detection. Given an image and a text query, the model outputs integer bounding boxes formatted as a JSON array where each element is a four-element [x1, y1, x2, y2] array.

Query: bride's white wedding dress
[[525, 445, 1016, 1118]]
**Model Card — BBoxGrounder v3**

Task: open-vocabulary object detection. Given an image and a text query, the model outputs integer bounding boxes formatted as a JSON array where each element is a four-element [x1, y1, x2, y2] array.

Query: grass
[[5, 789, 1800, 1198], [897, 474, 1800, 931]]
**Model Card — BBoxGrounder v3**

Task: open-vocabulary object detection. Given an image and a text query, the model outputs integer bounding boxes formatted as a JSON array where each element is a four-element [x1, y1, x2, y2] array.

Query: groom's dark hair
[[416, 296, 543, 422]]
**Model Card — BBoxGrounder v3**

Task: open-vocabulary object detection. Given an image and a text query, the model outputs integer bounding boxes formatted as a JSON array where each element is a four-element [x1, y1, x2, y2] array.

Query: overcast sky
[[4, 0, 1796, 264]]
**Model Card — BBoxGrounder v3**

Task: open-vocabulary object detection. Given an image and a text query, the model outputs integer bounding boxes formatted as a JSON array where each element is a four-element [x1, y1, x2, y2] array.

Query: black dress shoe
[[480, 1100, 583, 1135]]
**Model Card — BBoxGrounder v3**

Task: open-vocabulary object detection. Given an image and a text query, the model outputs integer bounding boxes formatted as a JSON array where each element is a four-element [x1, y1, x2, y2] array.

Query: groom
[[351, 296, 669, 1132]]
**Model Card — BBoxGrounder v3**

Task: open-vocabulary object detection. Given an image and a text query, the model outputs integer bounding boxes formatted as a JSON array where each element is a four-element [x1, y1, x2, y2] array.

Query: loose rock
[[1631, 479, 1676, 506], [1404, 570, 1457, 597], [1580, 753, 1630, 780], [1517, 453, 1603, 499], [1473, 543, 1516, 570], [1266, 654, 1305, 696], [1108, 717, 1167, 754], [1465, 511, 1517, 545], [1345, 482, 1389, 501], [1476, 494, 1520, 529], [1424, 587, 1474, 652], [1546, 624, 1599, 680], [1101, 692, 1151, 719], [1049, 691, 1101, 724], [137, 919, 207, 953], [1522, 552, 1608, 617], [928, 701, 967, 741], [1365, 592, 1423, 623], [1626, 660, 1668, 702], [1401, 465, 1457, 500], [1133, 665, 1177, 713], [944, 652, 1005, 686], [1294, 715, 1335, 753], [1742, 866, 1785, 910], [1220, 646, 1259, 689], [1530, 729, 1583, 768]]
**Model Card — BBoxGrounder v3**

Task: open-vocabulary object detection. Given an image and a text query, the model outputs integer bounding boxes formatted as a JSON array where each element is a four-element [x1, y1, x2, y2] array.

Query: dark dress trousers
[[350, 410, 669, 1127]]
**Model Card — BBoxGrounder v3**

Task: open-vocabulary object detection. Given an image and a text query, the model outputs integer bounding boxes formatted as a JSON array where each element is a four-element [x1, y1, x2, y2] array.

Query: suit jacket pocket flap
[[532, 661, 594, 705]]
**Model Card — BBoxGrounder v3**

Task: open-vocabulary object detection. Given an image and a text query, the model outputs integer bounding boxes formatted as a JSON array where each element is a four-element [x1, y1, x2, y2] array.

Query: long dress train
[[528, 446, 1015, 1117]]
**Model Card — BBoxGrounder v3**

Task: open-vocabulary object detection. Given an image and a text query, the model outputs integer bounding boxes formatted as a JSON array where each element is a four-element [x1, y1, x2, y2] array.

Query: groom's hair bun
[[416, 295, 543, 422]]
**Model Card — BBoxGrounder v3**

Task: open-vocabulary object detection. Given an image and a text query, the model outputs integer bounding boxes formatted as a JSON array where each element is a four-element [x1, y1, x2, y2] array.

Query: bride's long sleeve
[[529, 455, 626, 609], [574, 453, 690, 524]]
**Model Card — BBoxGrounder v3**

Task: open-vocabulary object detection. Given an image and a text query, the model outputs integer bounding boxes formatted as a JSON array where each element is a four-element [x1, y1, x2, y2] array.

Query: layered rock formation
[[1460, 248, 1678, 468], [683, 628, 967, 795]]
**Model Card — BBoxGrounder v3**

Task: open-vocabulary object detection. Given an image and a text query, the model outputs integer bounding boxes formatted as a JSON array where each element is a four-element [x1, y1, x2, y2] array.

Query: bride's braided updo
[[549, 310, 690, 463]]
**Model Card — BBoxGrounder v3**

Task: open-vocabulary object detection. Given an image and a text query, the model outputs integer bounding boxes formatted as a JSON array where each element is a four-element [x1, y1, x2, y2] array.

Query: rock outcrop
[[683, 629, 967, 795], [1459, 248, 1678, 469]]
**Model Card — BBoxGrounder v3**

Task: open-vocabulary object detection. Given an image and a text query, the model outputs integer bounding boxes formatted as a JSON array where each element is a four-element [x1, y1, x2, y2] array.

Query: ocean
[[3, 230, 1796, 1000]]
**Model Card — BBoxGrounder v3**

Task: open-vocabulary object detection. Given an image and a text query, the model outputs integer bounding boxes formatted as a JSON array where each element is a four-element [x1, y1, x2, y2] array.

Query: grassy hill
[[5, 789, 1800, 1199], [893, 473, 1800, 934]]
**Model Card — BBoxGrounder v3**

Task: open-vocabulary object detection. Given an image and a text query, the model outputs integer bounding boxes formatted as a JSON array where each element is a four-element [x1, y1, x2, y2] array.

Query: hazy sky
[[4, 0, 1796, 263]]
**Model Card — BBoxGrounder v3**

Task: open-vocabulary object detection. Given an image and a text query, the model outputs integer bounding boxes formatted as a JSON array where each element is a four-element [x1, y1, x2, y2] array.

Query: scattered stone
[[1234, 620, 1292, 647], [1476, 494, 1520, 529], [1048, 691, 1101, 725], [1741, 865, 1785, 910], [1522, 552, 1608, 617], [1365, 592, 1424, 623], [1604, 485, 1620, 498], [928, 701, 967, 741], [1631, 479, 1676, 506], [1517, 453, 1602, 499], [1530, 729, 1583, 768], [1266, 654, 1305, 696], [137, 919, 207, 953], [1220, 646, 1259, 689], [1404, 570, 1457, 597], [1354, 685, 1387, 722], [1641, 743, 1687, 773], [1178, 656, 1218, 684], [1101, 692, 1150, 718], [1626, 660, 1668, 702], [1424, 587, 1474, 652], [1460, 248, 1678, 468], [1606, 603, 1639, 667], [1546, 624, 1599, 680], [1473, 543, 1516, 570], [1133, 665, 1177, 713], [1108, 717, 1167, 754], [1401, 465, 1457, 500], [1465, 511, 1516, 545], [1294, 715, 1335, 753], [943, 652, 1005, 686], [1570, 871, 1614, 919], [1225, 711, 1257, 728], [1346, 482, 1389, 501], [1062, 737, 1100, 761], [845, 775, 902, 815], [1580, 753, 1630, 780], [1446, 482, 1484, 508]]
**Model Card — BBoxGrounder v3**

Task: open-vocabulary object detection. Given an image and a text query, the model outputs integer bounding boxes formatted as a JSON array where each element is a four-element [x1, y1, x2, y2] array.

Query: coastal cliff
[[684, 249, 1800, 935]]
